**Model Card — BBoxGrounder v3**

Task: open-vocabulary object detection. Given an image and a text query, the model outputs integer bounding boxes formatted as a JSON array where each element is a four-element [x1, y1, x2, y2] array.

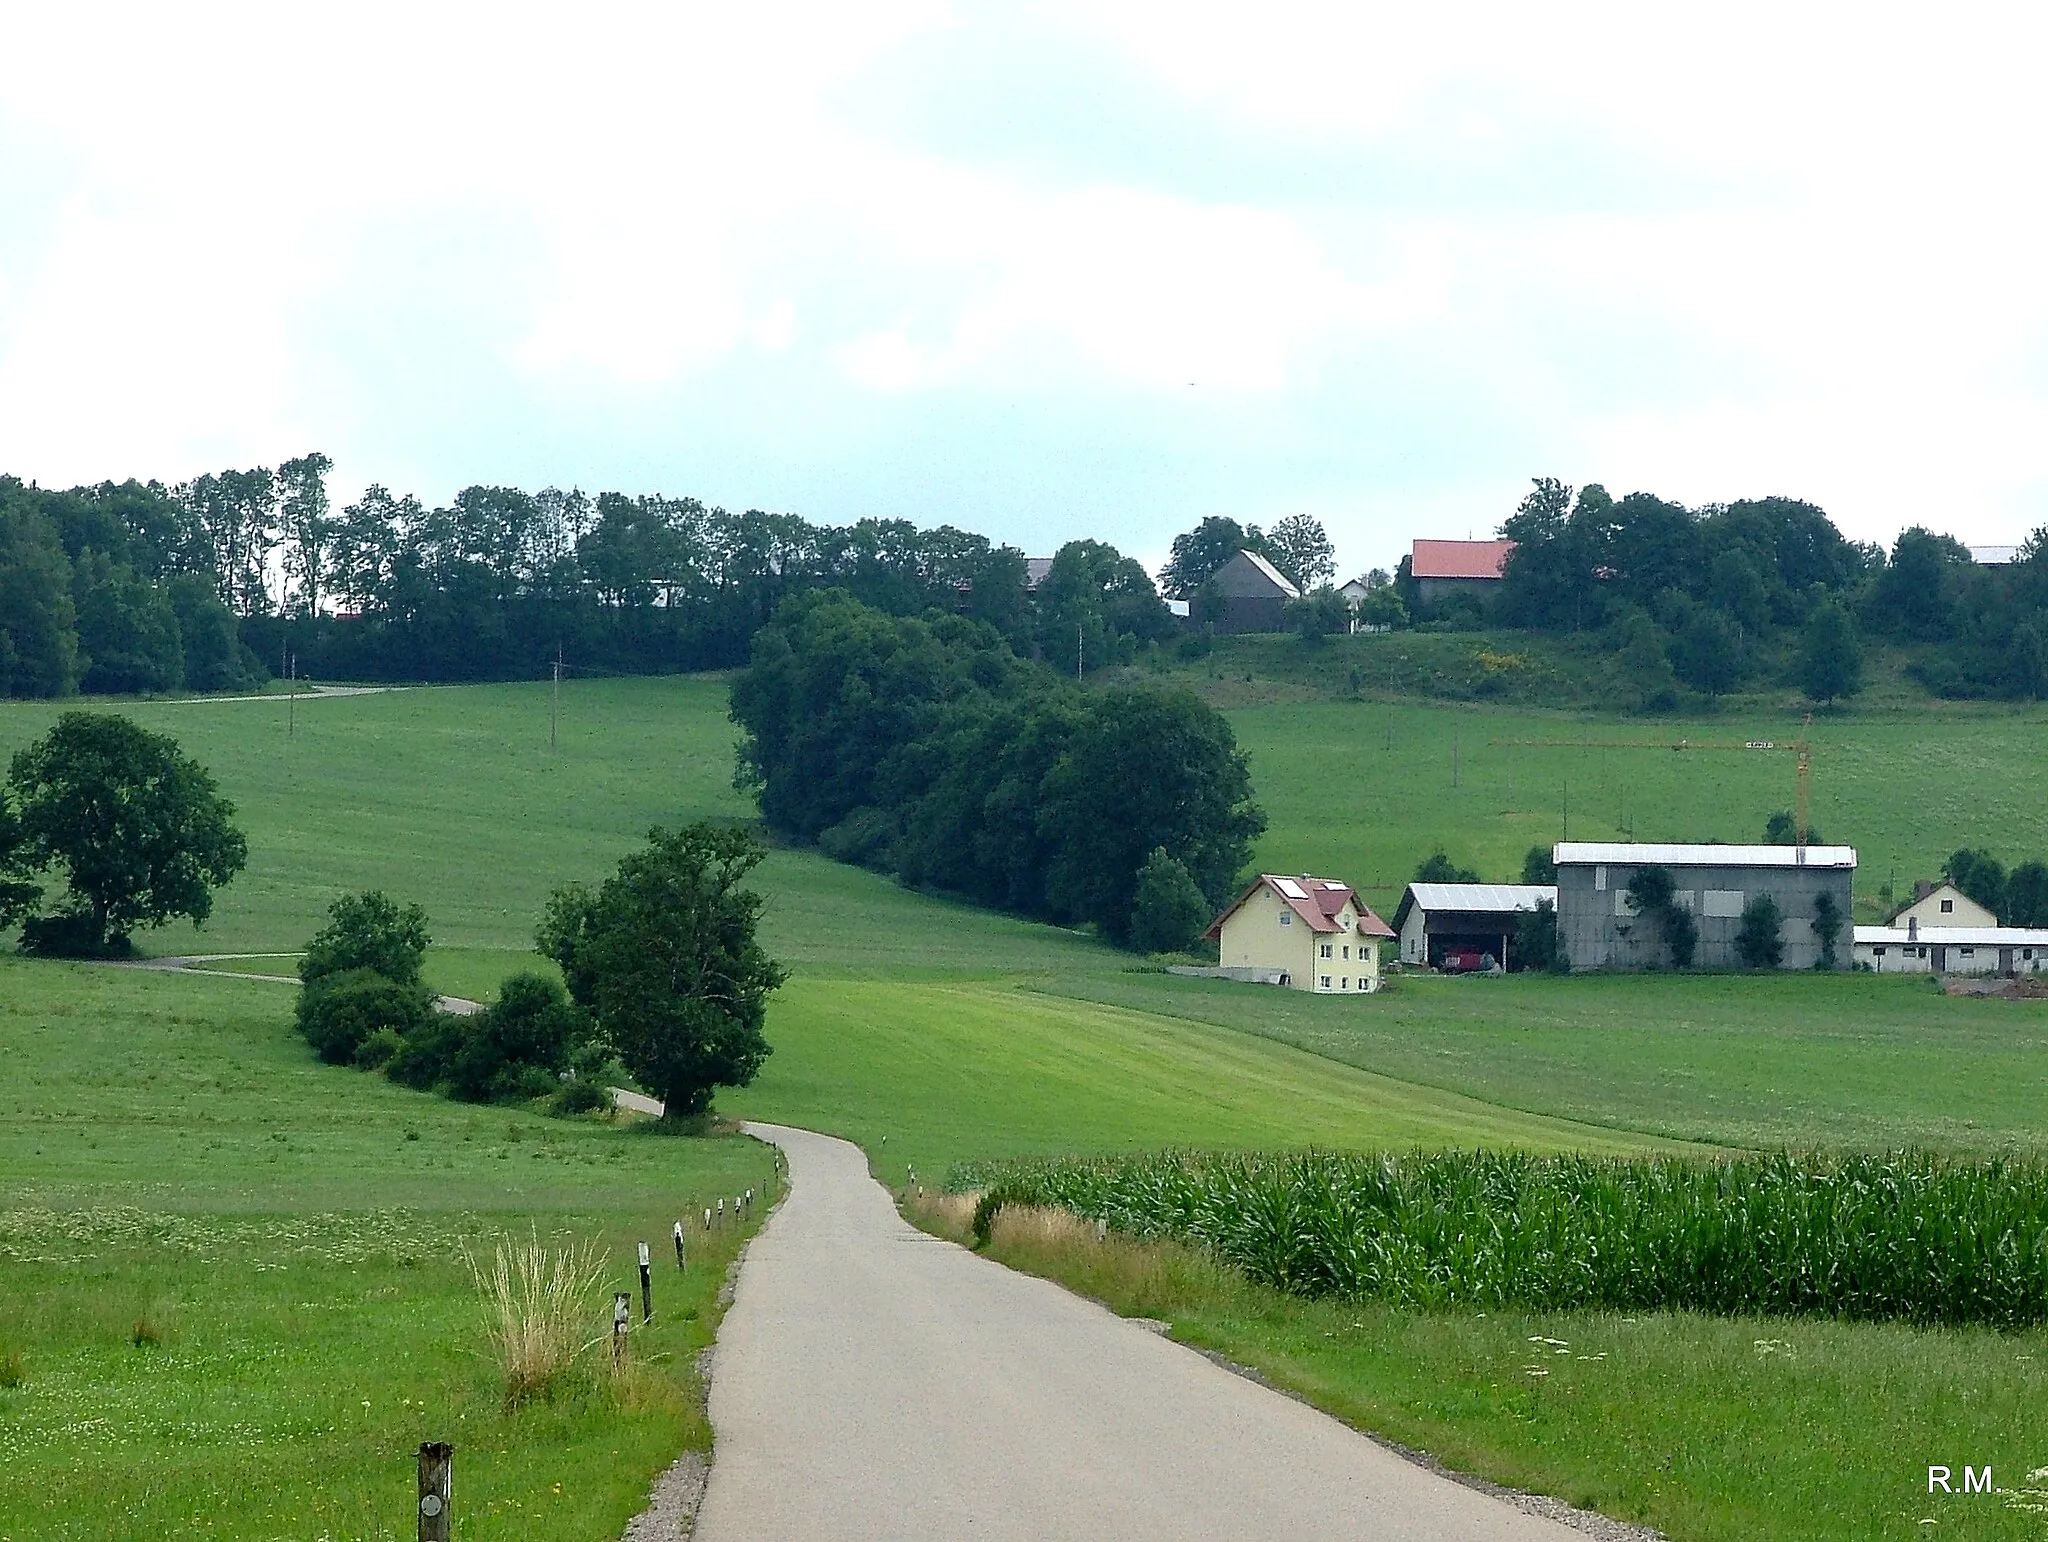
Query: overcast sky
[[2, 2, 2044, 578]]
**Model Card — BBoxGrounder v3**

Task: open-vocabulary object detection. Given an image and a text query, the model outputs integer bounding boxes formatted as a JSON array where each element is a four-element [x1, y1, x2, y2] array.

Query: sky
[[2, 1, 2045, 580]]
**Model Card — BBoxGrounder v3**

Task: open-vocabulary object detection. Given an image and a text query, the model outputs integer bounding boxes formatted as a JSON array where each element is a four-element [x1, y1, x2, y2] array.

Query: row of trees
[[729, 590, 1265, 948], [1461, 477, 2048, 704], [1943, 848, 2048, 928]]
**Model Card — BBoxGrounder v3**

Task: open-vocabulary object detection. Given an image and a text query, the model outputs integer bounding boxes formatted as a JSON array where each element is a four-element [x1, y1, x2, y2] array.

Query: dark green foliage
[[1129, 848, 1213, 955], [1284, 586, 1349, 644], [1160, 516, 1274, 599], [1670, 606, 1744, 697], [0, 514, 81, 698], [1737, 893, 1785, 969], [1797, 598, 1864, 705], [6, 714, 246, 951], [300, 891, 430, 988], [731, 591, 1263, 947], [1414, 849, 1480, 884], [1811, 891, 1843, 969], [1946, 848, 2008, 919], [1033, 538, 1174, 674], [1613, 612, 1678, 710], [450, 974, 585, 1104], [1871, 527, 1969, 640], [539, 823, 786, 1120], [550, 1077, 612, 1116], [163, 574, 252, 692], [1513, 896, 1561, 973], [1627, 865, 1696, 967], [71, 549, 183, 695], [960, 1148, 2048, 1328], [1263, 513, 1335, 590], [1520, 845, 1556, 885], [1763, 811, 1823, 846], [2007, 862, 2048, 928], [296, 968, 436, 1066]]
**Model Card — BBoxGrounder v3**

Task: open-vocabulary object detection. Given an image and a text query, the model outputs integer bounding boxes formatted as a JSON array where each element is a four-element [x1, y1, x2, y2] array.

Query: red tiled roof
[[1411, 539, 1515, 581], [1206, 874, 1395, 939]]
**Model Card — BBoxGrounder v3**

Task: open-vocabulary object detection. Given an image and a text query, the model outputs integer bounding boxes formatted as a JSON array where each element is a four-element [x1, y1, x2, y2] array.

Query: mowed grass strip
[[723, 976, 1676, 1186], [1045, 971, 2048, 1155], [919, 1198, 2048, 1542], [0, 959, 775, 1541]]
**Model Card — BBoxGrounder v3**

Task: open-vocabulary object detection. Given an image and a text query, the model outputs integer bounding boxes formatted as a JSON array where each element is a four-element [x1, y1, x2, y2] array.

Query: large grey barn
[[1554, 842, 1857, 971]]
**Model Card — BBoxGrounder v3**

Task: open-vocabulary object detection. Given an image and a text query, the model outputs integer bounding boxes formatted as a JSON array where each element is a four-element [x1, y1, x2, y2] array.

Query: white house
[[1890, 882, 1998, 930], [1206, 874, 1395, 993], [1854, 924, 2048, 975]]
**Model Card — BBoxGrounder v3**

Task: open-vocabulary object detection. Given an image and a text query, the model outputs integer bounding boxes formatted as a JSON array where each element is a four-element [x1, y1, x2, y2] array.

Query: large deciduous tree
[[7, 713, 247, 953], [1158, 516, 1268, 599], [1264, 513, 1336, 590], [1797, 598, 1864, 706], [539, 823, 787, 1121]]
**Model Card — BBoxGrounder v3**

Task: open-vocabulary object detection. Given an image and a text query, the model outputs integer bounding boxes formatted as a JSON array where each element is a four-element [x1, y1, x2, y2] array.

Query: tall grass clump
[[959, 1149, 2048, 1328], [467, 1232, 609, 1407]]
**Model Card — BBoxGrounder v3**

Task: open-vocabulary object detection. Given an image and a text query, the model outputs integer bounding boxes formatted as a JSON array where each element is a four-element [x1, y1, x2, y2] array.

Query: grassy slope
[[0, 960, 775, 1542]]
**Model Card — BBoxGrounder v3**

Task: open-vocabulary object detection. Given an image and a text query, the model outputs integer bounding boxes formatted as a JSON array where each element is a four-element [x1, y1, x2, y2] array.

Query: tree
[[1797, 599, 1864, 706], [71, 550, 184, 695], [0, 523, 82, 698], [164, 573, 250, 692], [1265, 514, 1336, 590], [1520, 845, 1557, 885], [1811, 891, 1843, 969], [301, 891, 431, 987], [1945, 848, 2007, 919], [1356, 584, 1408, 631], [277, 452, 334, 616], [7, 713, 247, 953], [1513, 897, 1561, 972], [1129, 847, 1213, 955], [1735, 893, 1784, 968], [296, 968, 436, 1066], [2006, 861, 2048, 928], [539, 823, 787, 1121], [1159, 516, 1268, 599], [1614, 612, 1678, 711], [0, 785, 40, 927], [1415, 849, 1480, 884], [1870, 527, 1968, 639], [1284, 586, 1349, 644], [1763, 811, 1823, 846], [1626, 865, 1696, 967], [1671, 607, 1744, 699]]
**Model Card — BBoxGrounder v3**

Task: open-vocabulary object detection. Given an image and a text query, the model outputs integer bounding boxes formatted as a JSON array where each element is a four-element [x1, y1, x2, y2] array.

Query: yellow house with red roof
[[1204, 874, 1395, 993]]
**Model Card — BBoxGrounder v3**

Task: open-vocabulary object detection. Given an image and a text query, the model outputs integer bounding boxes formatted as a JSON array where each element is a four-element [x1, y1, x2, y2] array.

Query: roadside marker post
[[416, 1442, 452, 1542], [638, 1241, 653, 1322], [703, 1207, 711, 1230], [673, 1220, 687, 1271], [612, 1293, 631, 1367]]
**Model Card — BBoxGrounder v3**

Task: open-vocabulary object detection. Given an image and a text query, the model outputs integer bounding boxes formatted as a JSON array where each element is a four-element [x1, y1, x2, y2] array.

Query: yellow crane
[[1492, 714, 1817, 842]]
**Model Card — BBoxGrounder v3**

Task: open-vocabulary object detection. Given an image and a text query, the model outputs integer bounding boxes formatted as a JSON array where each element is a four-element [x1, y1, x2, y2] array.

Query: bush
[[18, 910, 131, 958], [550, 1078, 612, 1117], [1129, 847, 1213, 954], [1737, 893, 1785, 968], [300, 891, 430, 988], [1512, 897, 1560, 972], [816, 806, 900, 870], [296, 968, 436, 1066], [442, 974, 586, 1103]]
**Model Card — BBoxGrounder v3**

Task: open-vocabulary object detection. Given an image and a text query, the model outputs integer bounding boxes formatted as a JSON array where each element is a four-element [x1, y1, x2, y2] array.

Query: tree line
[[1395, 477, 2048, 706], [729, 589, 1265, 948]]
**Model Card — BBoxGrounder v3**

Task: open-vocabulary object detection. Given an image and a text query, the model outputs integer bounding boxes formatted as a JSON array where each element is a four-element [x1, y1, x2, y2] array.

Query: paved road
[[110, 955, 483, 1014], [693, 1123, 1593, 1542]]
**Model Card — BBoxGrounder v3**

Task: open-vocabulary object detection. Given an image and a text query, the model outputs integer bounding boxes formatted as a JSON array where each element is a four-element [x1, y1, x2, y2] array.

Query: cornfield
[[958, 1149, 2048, 1328]]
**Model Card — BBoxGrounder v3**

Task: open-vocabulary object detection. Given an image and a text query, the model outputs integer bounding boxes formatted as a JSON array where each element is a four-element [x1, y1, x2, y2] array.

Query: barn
[[1391, 883, 1555, 972], [1553, 842, 1857, 971]]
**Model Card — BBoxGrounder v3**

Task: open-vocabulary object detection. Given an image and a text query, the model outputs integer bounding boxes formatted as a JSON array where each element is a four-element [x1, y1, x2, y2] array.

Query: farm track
[[693, 1122, 1614, 1542]]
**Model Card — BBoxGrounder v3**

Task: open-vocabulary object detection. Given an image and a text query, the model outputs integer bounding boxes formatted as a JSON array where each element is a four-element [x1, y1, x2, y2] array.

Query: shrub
[[550, 1078, 612, 1117], [442, 974, 586, 1104], [1811, 891, 1843, 969], [467, 1232, 608, 1408], [1737, 893, 1785, 968], [0, 1347, 22, 1388], [353, 1025, 406, 1069], [296, 968, 436, 1066], [300, 891, 430, 988], [18, 910, 131, 958], [1128, 848, 1213, 955], [1512, 896, 1560, 972]]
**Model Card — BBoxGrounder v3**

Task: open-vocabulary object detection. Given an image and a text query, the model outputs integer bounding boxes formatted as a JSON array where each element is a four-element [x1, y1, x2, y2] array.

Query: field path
[[693, 1122, 1597, 1542]]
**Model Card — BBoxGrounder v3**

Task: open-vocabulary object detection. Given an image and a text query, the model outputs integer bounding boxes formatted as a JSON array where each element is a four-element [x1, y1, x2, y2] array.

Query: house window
[[1341, 978, 1348, 990], [1321, 943, 1332, 959], [1873, 947, 1887, 957], [1320, 976, 1331, 989], [1960, 947, 1975, 957], [2027, 949, 2036, 960], [1918, 947, 1928, 958], [1941, 899, 1954, 913], [1342, 945, 1350, 960], [1280, 912, 1291, 925]]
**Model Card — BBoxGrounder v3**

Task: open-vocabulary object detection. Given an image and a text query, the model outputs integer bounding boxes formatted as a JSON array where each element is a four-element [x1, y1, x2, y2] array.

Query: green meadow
[[4, 673, 2048, 1539]]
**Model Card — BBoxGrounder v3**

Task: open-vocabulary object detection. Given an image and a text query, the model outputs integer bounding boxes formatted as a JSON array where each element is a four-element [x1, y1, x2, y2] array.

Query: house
[[1392, 883, 1556, 971], [1193, 550, 1299, 634], [1410, 539, 1516, 611], [1024, 557, 1056, 591], [1891, 881, 1997, 929], [1205, 874, 1395, 993], [1970, 546, 2018, 566], [1337, 576, 1372, 608], [1553, 842, 1857, 970], [1854, 924, 2048, 975]]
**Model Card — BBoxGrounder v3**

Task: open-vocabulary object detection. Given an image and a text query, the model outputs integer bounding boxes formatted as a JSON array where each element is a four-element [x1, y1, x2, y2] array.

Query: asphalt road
[[692, 1123, 1595, 1542]]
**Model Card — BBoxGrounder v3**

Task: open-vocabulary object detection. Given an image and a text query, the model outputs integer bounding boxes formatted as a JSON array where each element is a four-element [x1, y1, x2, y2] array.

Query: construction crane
[[1492, 714, 1817, 843]]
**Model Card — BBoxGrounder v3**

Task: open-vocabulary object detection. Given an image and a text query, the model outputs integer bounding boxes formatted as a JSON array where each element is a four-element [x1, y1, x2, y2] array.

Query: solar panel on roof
[[1274, 878, 1307, 899]]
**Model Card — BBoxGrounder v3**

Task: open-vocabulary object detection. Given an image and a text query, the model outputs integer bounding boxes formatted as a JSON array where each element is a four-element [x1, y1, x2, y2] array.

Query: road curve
[[693, 1123, 1591, 1542]]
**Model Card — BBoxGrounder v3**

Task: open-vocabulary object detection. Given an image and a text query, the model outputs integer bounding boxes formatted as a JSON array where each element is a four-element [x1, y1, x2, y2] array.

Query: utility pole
[[551, 645, 561, 751], [1076, 622, 1083, 681], [288, 653, 296, 739]]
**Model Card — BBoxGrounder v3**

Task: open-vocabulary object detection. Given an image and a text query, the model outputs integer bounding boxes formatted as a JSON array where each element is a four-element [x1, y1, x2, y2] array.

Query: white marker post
[[638, 1241, 653, 1322], [612, 1292, 631, 1367], [673, 1220, 687, 1271]]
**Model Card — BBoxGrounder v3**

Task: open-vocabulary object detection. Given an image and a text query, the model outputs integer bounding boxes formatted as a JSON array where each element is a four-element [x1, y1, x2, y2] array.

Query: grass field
[[7, 674, 2048, 1539], [0, 959, 776, 1541]]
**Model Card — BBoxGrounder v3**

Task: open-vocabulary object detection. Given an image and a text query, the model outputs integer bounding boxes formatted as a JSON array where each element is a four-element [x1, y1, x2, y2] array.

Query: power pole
[[288, 653, 296, 739], [551, 645, 561, 751]]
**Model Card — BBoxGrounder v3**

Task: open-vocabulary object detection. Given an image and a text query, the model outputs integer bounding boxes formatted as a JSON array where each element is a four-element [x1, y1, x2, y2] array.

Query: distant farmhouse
[[1207, 874, 1394, 993], [1410, 539, 1515, 612], [1194, 550, 1299, 634], [1554, 842, 1856, 971], [1393, 883, 1555, 972], [1852, 879, 2048, 975]]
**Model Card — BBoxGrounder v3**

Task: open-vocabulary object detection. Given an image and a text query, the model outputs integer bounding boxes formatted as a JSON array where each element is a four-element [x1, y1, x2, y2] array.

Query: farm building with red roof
[[1410, 538, 1515, 612]]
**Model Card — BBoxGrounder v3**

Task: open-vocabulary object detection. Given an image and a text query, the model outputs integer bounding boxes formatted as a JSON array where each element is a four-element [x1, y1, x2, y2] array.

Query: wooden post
[[673, 1220, 687, 1270], [638, 1241, 653, 1322], [702, 1206, 711, 1231], [612, 1292, 630, 1366], [417, 1442, 452, 1542], [716, 1198, 725, 1227]]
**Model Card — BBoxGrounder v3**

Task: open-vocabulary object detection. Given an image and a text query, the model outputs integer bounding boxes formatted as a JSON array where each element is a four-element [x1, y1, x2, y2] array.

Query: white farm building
[[1854, 924, 2048, 975]]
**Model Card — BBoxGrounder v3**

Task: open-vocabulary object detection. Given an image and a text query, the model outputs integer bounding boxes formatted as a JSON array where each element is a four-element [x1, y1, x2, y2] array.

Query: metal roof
[[1553, 842, 1858, 870], [1854, 926, 2048, 946], [1411, 538, 1515, 581], [1405, 883, 1555, 913]]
